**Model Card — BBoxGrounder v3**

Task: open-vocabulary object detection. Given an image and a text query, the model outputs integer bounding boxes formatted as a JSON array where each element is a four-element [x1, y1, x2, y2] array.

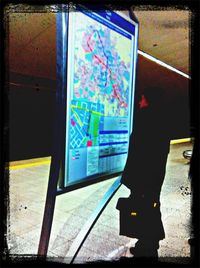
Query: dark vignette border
[[0, 0, 199, 267]]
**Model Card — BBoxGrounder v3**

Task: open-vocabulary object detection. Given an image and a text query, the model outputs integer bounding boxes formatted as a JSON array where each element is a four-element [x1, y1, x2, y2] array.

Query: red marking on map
[[139, 95, 149, 109], [87, 140, 93, 147], [119, 100, 128, 108], [113, 86, 120, 100], [86, 31, 128, 108], [71, 119, 76, 126], [112, 85, 127, 108]]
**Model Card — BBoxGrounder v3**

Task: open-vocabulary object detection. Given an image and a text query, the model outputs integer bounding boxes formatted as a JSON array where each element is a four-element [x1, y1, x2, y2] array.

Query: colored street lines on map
[[70, 100, 104, 149], [73, 12, 132, 117], [86, 29, 128, 109]]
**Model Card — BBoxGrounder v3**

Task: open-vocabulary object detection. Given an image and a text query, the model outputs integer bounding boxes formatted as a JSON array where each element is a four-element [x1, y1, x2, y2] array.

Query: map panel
[[65, 7, 137, 185]]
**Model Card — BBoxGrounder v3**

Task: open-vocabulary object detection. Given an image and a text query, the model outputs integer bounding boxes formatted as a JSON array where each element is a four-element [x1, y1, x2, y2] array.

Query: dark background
[[7, 53, 191, 161]]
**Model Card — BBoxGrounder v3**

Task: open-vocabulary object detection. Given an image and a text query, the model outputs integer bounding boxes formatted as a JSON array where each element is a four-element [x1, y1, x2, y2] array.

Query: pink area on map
[[87, 140, 93, 147], [71, 119, 76, 126]]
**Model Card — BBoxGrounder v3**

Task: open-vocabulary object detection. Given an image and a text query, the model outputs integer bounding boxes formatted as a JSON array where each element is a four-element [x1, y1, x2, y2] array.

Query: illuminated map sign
[[64, 5, 138, 187]]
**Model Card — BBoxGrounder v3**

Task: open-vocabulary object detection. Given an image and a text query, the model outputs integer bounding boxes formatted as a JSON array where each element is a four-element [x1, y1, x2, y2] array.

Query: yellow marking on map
[[71, 105, 104, 116], [71, 107, 83, 127]]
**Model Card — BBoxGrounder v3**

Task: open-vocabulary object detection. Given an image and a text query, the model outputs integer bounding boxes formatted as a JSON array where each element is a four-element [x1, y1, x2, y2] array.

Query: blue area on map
[[100, 141, 128, 146], [76, 5, 135, 38], [99, 130, 128, 134], [99, 152, 127, 158], [70, 100, 104, 149]]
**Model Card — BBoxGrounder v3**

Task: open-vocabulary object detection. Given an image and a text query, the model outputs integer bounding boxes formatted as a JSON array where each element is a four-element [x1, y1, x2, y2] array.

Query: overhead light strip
[[138, 50, 190, 79]]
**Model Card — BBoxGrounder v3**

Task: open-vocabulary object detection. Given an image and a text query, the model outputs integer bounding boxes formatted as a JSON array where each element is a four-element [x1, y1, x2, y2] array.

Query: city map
[[70, 11, 132, 150]]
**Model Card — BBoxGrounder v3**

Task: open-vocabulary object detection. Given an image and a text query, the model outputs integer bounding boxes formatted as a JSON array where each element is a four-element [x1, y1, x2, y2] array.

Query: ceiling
[[134, 8, 190, 75], [7, 5, 190, 80]]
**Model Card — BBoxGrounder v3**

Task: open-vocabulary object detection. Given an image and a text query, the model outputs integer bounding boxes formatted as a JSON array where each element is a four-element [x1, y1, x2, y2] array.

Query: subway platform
[[6, 142, 193, 265]]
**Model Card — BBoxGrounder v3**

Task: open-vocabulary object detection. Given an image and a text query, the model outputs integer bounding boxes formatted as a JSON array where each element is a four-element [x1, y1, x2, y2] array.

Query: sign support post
[[37, 10, 68, 258]]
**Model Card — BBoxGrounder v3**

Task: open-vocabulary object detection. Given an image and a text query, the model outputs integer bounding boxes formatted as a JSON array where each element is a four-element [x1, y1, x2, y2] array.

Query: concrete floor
[[6, 142, 193, 265]]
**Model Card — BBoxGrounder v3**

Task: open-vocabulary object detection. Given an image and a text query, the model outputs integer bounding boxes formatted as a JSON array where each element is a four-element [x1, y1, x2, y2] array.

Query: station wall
[[7, 54, 191, 161]]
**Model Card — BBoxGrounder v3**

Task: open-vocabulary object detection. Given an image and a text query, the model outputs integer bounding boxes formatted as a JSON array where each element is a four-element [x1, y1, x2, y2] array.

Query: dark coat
[[121, 87, 171, 198], [119, 88, 171, 240]]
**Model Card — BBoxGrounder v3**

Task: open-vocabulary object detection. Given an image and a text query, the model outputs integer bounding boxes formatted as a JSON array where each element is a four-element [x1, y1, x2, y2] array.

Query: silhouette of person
[[120, 87, 171, 258]]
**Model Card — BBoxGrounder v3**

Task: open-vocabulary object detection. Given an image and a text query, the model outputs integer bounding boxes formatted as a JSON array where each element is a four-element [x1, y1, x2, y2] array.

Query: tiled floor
[[6, 142, 193, 264]]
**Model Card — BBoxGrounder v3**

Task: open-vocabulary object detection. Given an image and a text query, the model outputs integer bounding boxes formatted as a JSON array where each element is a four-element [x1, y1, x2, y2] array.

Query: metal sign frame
[[60, 4, 139, 191], [38, 5, 138, 261]]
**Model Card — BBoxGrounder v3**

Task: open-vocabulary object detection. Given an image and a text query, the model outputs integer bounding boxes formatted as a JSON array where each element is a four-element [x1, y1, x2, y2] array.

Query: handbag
[[116, 197, 162, 239], [116, 197, 142, 238]]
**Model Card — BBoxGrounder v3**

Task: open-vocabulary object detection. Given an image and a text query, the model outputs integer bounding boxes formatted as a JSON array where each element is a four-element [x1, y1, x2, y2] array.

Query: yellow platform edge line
[[170, 138, 191, 145], [8, 160, 51, 170], [6, 138, 191, 170]]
